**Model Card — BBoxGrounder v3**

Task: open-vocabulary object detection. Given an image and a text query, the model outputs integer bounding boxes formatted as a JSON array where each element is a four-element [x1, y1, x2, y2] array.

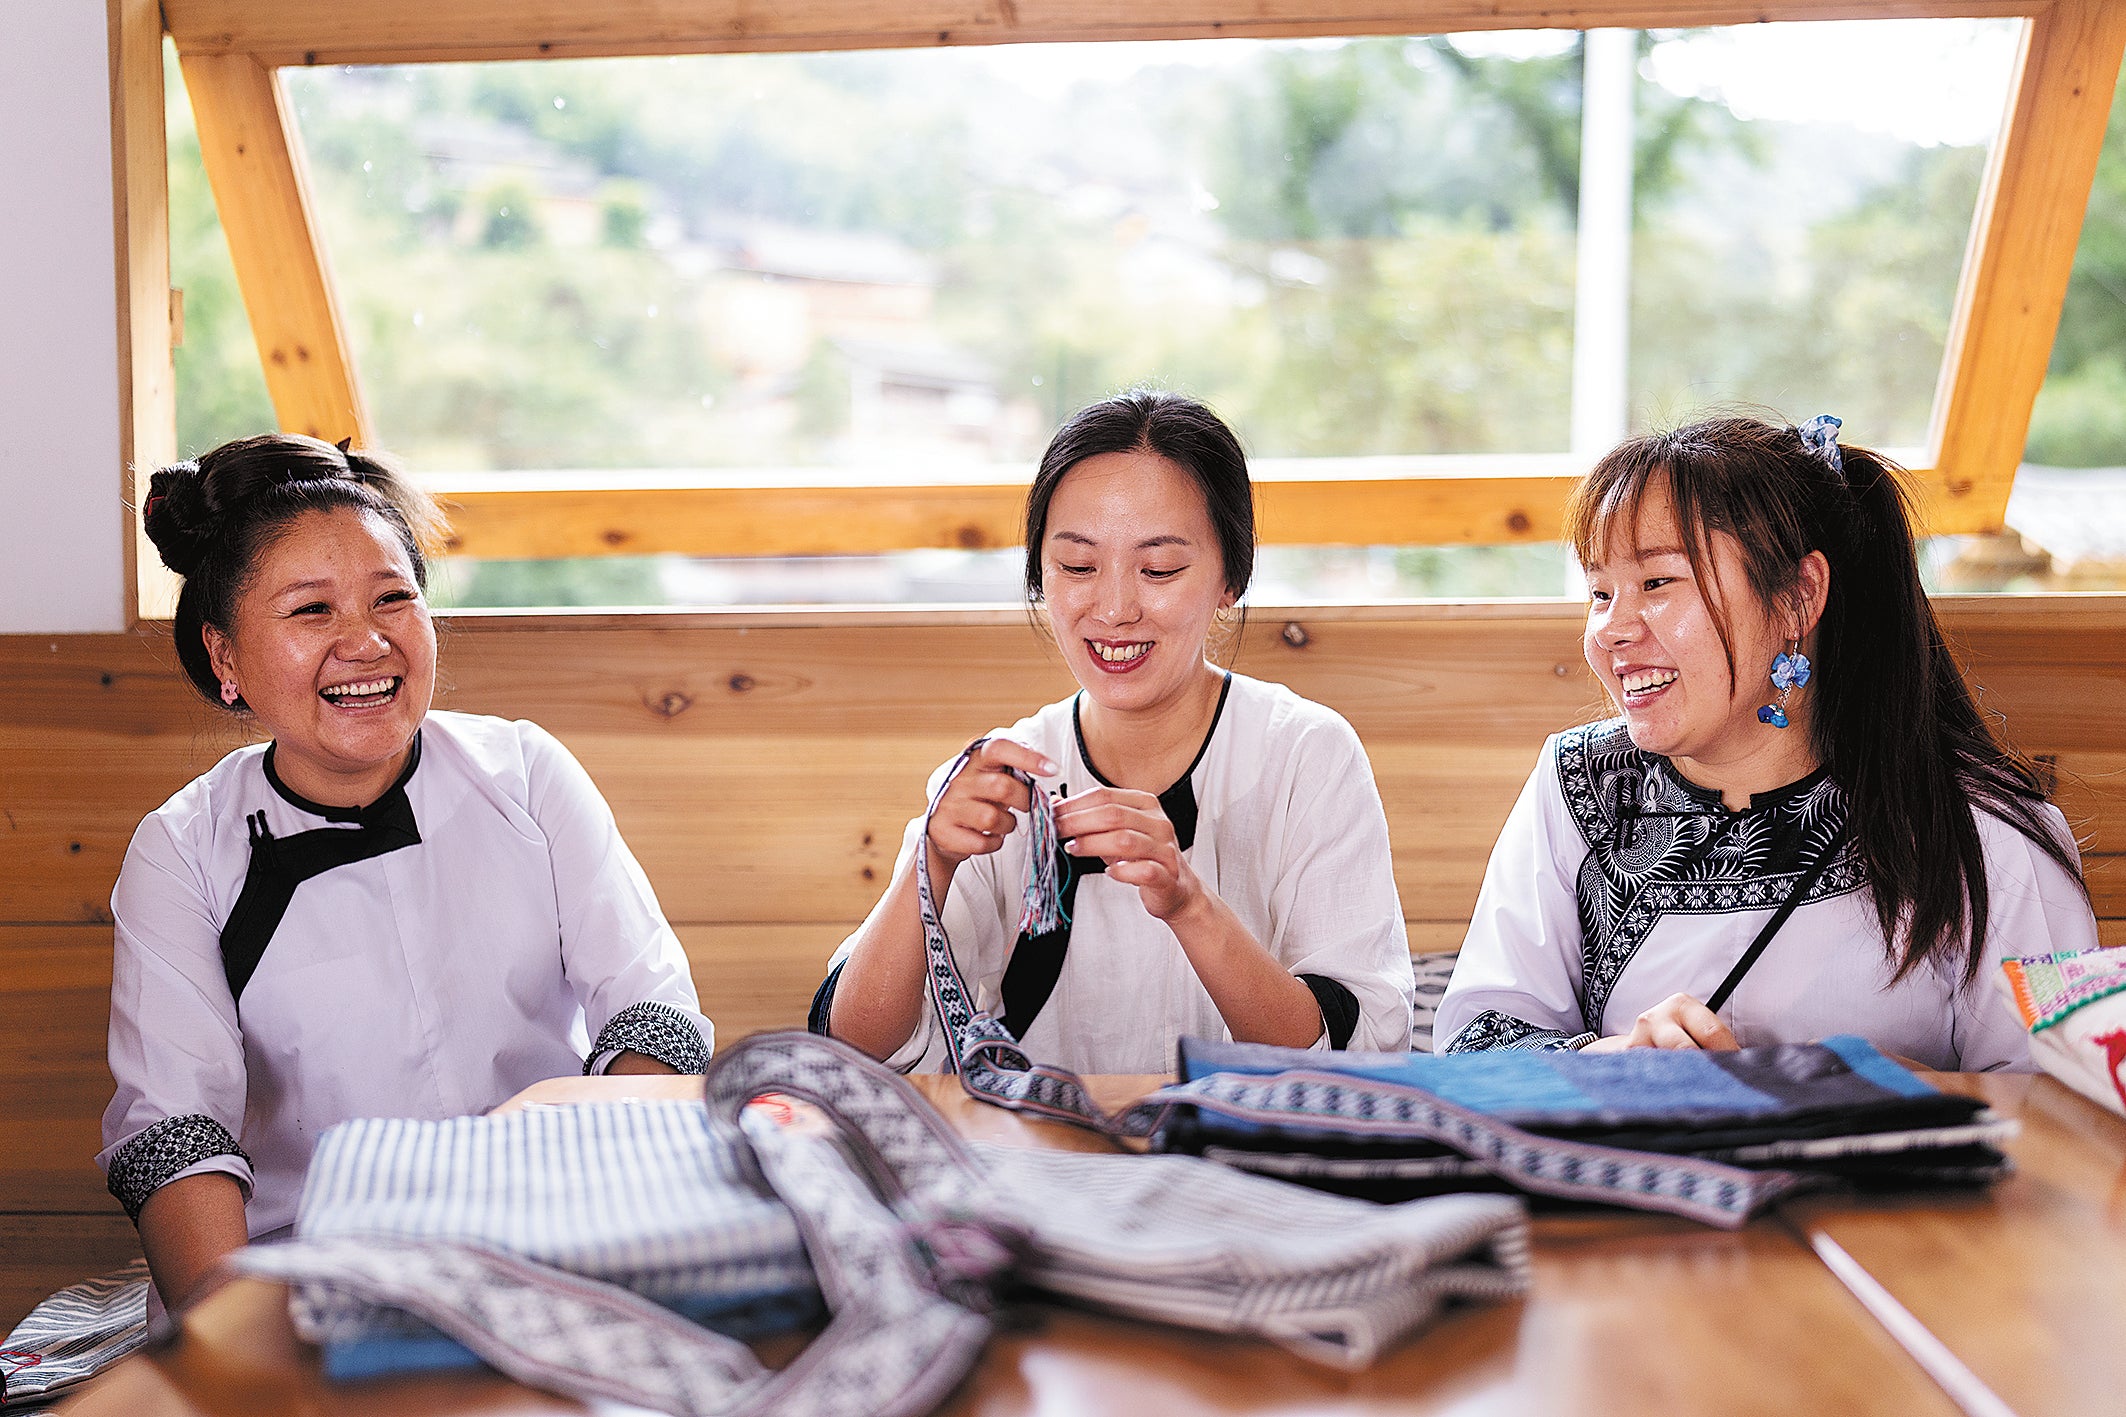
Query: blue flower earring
[[1758, 643, 1811, 728]]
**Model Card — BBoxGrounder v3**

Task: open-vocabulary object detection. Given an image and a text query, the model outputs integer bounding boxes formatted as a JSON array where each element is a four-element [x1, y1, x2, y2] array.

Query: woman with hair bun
[[107, 433, 712, 1312], [814, 390, 1414, 1072], [1436, 414, 2097, 1067]]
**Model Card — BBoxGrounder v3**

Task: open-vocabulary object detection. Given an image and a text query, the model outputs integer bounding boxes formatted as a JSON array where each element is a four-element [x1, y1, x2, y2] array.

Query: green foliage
[[2029, 63, 2126, 466], [439, 557, 668, 608], [162, 34, 2085, 606]]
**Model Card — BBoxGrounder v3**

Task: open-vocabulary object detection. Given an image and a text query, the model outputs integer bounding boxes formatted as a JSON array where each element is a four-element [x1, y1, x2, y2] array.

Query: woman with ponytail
[[1435, 414, 2095, 1067], [107, 434, 712, 1313]]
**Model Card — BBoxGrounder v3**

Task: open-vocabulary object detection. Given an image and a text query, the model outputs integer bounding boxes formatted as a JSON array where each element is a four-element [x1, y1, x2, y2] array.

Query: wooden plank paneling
[[3, 602, 2121, 923], [178, 52, 369, 447], [0, 1215, 140, 1335], [0, 927, 120, 1216], [163, 1, 2048, 67], [1928, 0, 2126, 530]]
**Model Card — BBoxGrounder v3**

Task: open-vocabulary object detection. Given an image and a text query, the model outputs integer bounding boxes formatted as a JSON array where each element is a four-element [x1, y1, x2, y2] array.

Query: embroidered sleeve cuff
[[106, 1114, 252, 1222], [1443, 1009, 1596, 1054], [585, 1000, 712, 1075]]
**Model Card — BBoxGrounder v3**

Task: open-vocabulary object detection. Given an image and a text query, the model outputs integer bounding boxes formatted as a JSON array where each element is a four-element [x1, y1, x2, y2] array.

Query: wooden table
[[60, 1072, 2126, 1417]]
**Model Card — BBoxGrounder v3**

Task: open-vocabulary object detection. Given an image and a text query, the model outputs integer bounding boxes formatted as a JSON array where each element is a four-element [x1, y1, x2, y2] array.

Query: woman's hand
[[1053, 787, 1200, 921], [926, 739, 1054, 870], [1581, 993, 1740, 1052]]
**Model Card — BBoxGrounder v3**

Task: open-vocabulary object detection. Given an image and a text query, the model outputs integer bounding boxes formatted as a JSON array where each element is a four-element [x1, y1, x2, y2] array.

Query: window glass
[[167, 23, 2032, 604], [2005, 60, 2126, 592]]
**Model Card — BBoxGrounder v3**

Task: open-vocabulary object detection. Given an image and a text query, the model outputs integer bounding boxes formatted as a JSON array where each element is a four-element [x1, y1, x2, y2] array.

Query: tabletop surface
[[61, 1069, 2126, 1417]]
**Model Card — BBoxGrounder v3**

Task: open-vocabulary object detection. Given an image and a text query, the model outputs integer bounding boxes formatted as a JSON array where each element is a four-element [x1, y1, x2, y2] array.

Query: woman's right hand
[[925, 738, 1056, 869], [1582, 993, 1740, 1052]]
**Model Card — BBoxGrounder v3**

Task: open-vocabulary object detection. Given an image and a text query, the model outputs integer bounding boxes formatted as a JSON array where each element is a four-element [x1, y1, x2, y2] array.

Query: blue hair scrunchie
[[1798, 414, 1844, 477]]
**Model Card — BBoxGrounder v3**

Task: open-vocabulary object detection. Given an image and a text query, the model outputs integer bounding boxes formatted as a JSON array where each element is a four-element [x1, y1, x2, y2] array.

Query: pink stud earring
[[221, 681, 241, 706]]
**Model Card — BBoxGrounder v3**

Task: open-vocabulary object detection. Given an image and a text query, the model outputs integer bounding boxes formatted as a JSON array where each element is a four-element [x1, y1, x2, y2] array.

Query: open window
[[130, 2, 2126, 609]]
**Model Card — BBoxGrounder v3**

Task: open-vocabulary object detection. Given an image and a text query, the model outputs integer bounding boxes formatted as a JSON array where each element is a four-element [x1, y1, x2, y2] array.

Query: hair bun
[[141, 462, 215, 577]]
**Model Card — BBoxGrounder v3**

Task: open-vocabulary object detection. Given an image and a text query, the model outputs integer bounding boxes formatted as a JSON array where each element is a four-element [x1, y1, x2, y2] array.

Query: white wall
[[0, 3, 127, 633]]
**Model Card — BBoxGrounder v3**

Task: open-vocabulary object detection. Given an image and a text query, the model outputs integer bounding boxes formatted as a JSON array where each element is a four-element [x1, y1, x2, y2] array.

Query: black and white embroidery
[[1556, 719, 1867, 1032], [106, 1113, 249, 1222], [1441, 1009, 1591, 1054], [585, 1001, 711, 1075]]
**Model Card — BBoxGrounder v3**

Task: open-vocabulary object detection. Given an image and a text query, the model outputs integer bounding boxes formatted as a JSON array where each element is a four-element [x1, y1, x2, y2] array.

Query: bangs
[[1565, 444, 1676, 570]]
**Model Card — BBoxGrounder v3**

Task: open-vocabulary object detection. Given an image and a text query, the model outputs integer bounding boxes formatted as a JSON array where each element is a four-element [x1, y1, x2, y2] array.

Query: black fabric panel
[[1299, 973, 1361, 1049], [807, 960, 845, 1035], [220, 735, 424, 1004]]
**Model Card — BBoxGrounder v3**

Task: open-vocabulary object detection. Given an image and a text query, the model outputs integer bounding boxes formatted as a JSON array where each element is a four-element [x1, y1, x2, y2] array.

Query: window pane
[[2006, 58, 2126, 592], [165, 23, 2029, 606]]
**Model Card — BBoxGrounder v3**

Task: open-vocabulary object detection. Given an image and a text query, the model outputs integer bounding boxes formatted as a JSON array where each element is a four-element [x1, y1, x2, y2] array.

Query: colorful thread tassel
[[1015, 778, 1066, 936]]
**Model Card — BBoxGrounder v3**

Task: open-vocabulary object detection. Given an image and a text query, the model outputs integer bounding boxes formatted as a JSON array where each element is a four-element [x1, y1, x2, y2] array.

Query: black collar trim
[[263, 731, 425, 823]]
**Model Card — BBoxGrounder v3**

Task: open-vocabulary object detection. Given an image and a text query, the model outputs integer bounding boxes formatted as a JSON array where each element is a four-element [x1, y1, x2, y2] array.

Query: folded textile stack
[[2002, 947, 2126, 1117], [1153, 1035, 2014, 1220], [241, 1032, 1530, 1415], [293, 1098, 821, 1379]]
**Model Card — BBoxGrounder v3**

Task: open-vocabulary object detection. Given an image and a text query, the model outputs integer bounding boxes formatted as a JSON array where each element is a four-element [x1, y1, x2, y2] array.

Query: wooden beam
[[109, 0, 176, 624], [1929, 0, 2126, 531], [165, 1, 2048, 67], [178, 51, 370, 447], [426, 459, 1990, 561]]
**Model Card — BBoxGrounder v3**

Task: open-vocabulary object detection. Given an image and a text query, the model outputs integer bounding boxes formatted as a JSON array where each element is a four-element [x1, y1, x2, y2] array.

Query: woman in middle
[[816, 391, 1414, 1071]]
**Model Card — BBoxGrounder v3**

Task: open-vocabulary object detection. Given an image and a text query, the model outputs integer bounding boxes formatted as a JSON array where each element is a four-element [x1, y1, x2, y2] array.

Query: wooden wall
[[3, 597, 2121, 1325]]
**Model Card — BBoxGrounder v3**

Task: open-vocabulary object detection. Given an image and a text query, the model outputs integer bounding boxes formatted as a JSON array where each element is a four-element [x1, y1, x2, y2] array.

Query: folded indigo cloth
[[232, 1032, 1529, 1415], [1154, 1035, 2013, 1207], [2002, 947, 2126, 1117]]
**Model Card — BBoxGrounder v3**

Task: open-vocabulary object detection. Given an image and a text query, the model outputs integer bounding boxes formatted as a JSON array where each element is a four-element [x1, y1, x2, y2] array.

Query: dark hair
[[142, 434, 447, 711], [1564, 414, 2084, 985], [1022, 389, 1257, 604]]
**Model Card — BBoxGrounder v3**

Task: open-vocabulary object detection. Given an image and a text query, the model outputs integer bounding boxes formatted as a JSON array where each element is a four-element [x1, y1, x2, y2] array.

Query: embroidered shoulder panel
[[1554, 718, 1867, 1032], [586, 1001, 712, 1075], [106, 1114, 250, 1222], [1441, 1009, 1589, 1054]]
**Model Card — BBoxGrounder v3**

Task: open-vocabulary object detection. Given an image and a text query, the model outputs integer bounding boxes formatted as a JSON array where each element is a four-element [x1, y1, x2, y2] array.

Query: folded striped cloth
[[233, 1032, 1530, 1415], [2002, 947, 2126, 1117], [1153, 1035, 2014, 1211], [0, 1262, 150, 1409]]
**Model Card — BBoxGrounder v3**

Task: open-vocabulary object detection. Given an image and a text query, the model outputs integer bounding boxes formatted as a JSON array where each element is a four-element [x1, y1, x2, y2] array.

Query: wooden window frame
[[124, 1, 2126, 569]]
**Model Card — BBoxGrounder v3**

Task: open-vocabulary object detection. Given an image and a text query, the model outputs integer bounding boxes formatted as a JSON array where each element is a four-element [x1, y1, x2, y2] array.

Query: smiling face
[[204, 506, 437, 807], [1040, 448, 1235, 717], [1582, 478, 1801, 777]]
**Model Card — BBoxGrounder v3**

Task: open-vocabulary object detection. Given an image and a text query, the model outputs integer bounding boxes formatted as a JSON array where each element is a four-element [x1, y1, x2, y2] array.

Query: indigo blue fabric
[[1163, 1035, 2005, 1201]]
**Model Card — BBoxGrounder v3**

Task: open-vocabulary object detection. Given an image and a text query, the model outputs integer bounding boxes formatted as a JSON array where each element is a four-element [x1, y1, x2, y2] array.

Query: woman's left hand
[[1053, 787, 1201, 921]]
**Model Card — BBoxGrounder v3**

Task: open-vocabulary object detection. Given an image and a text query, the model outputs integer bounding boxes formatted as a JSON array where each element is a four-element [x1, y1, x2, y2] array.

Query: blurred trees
[[160, 26, 2120, 605]]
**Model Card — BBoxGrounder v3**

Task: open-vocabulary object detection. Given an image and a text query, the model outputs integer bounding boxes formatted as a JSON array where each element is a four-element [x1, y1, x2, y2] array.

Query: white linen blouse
[[1435, 719, 2097, 1071], [829, 672, 1416, 1073], [99, 710, 713, 1238]]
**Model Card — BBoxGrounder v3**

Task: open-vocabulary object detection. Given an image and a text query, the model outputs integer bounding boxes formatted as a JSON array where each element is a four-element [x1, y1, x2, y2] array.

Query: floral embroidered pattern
[[106, 1114, 249, 1221], [1557, 719, 1866, 1033], [586, 1001, 711, 1075], [1442, 1008, 1591, 1054]]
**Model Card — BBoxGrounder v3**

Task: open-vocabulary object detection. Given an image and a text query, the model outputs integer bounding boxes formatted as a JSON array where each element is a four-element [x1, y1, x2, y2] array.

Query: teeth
[[322, 677, 396, 698], [1093, 642, 1148, 663], [1621, 669, 1678, 694]]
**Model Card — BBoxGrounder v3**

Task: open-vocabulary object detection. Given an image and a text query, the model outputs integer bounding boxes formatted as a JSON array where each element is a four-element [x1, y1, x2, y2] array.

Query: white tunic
[[1436, 719, 2097, 1071], [99, 710, 713, 1238], [834, 672, 1415, 1073]]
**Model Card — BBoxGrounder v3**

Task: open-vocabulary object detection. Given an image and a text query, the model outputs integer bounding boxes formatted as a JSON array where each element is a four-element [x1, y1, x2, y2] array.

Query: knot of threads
[[1015, 772, 1066, 937]]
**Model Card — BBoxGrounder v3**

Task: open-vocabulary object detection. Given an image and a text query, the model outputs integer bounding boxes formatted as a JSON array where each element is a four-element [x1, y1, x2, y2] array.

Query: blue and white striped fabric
[[0, 1261, 149, 1409], [294, 1099, 815, 1351]]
